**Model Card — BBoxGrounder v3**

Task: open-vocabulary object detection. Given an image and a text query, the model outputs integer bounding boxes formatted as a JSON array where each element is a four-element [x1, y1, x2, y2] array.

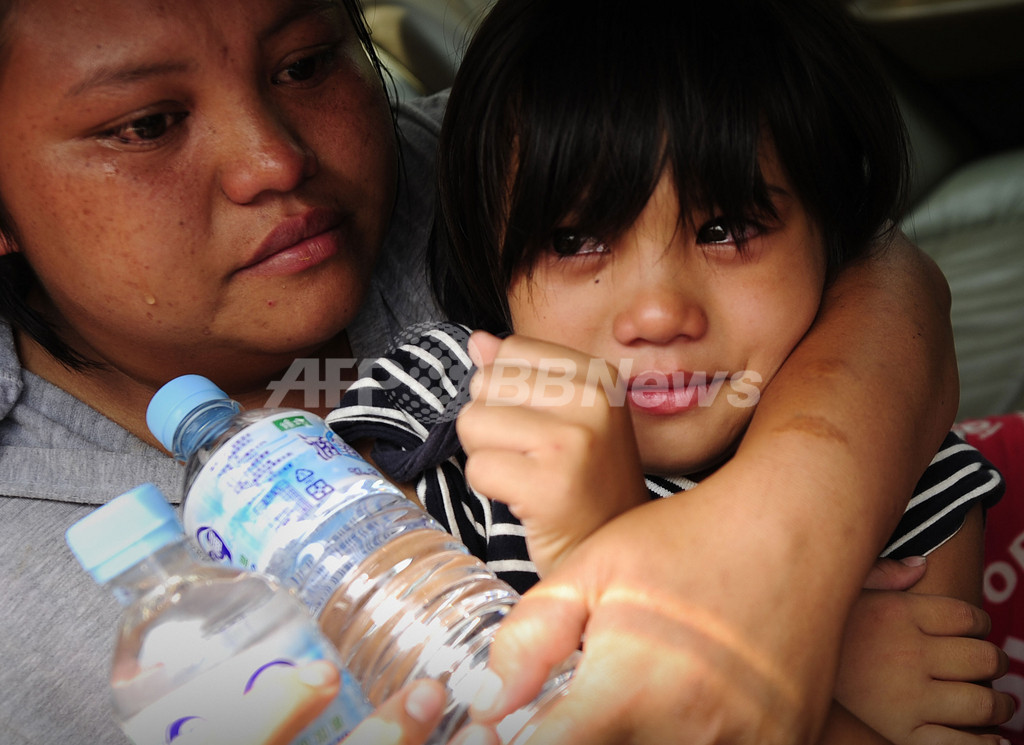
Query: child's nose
[[216, 100, 317, 204], [612, 281, 708, 346]]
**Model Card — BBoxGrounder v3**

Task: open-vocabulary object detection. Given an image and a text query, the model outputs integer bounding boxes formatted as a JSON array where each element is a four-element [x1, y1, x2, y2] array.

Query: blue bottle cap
[[66, 483, 184, 584], [147, 374, 230, 452]]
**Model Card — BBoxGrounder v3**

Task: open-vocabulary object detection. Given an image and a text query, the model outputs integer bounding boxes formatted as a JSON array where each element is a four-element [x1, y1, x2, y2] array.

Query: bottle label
[[119, 618, 371, 745], [182, 412, 416, 613]]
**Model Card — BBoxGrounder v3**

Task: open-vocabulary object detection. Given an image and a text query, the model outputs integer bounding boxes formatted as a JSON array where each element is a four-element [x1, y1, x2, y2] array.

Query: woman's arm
[[468, 236, 962, 744], [741, 231, 959, 561]]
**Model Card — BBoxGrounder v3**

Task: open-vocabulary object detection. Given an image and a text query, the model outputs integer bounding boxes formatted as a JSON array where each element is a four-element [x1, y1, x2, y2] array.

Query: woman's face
[[0, 0, 396, 388]]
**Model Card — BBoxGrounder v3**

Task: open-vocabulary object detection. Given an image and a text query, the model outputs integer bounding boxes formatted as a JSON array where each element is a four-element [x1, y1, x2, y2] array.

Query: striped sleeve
[[327, 323, 540, 593], [881, 431, 1004, 558]]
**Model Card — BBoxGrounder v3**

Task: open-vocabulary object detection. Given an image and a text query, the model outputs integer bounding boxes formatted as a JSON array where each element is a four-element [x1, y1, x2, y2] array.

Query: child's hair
[[0, 0, 390, 369], [432, 0, 911, 334]]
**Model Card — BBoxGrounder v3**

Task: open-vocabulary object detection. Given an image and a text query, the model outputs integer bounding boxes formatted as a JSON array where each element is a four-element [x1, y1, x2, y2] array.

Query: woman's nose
[[216, 100, 317, 204], [612, 274, 708, 346]]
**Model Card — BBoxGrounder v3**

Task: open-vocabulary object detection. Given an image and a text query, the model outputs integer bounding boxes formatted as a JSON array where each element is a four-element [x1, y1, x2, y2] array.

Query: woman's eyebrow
[[64, 61, 191, 99], [260, 1, 340, 42]]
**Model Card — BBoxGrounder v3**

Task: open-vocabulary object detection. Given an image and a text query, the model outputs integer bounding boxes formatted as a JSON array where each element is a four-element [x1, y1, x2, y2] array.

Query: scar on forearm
[[772, 414, 849, 445]]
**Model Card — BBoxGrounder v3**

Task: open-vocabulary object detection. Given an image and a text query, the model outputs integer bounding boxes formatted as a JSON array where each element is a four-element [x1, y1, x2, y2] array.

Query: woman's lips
[[239, 209, 344, 277]]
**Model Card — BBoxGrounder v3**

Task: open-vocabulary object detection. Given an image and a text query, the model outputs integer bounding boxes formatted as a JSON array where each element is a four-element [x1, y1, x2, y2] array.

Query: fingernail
[[471, 669, 504, 714], [347, 718, 402, 745], [451, 724, 498, 745], [405, 679, 445, 723], [468, 371, 482, 399], [467, 334, 484, 367], [297, 660, 334, 687], [899, 555, 926, 567]]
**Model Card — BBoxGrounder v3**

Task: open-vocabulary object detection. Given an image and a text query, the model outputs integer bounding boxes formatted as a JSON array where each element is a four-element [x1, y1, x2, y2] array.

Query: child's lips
[[626, 371, 720, 414], [627, 385, 701, 412]]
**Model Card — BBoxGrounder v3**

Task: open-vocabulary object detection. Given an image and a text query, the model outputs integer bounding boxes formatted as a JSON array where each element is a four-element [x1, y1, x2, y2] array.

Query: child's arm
[[467, 236, 966, 744], [816, 702, 899, 745], [457, 333, 649, 577], [832, 504, 1014, 743]]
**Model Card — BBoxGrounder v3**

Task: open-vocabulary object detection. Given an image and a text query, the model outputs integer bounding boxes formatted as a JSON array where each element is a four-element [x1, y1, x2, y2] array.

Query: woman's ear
[[0, 230, 19, 256]]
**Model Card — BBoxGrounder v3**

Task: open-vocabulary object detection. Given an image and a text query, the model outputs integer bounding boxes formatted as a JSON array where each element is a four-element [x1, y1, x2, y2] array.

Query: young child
[[328, 0, 1013, 741]]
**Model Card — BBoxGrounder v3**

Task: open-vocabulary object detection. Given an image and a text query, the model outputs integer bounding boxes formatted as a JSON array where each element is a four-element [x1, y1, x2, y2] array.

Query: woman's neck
[[15, 329, 355, 452]]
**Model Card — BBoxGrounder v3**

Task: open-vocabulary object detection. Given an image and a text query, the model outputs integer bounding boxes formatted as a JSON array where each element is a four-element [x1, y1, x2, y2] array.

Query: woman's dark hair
[[432, 0, 911, 334], [0, 0, 392, 369]]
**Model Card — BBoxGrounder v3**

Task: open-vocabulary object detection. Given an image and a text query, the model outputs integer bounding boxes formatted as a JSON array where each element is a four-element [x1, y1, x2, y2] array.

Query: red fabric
[[954, 412, 1024, 740]]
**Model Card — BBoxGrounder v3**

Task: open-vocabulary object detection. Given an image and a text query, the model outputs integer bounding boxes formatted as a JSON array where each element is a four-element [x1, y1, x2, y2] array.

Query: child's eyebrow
[[762, 184, 794, 207], [64, 61, 191, 99]]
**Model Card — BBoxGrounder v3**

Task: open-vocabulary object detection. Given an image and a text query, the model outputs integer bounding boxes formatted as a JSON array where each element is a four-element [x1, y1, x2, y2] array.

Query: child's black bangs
[[499, 26, 669, 271], [507, 110, 666, 268], [501, 4, 785, 266]]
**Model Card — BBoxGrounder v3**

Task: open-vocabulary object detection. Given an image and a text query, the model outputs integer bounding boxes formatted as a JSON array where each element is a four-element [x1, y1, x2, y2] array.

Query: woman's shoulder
[[394, 90, 449, 141], [349, 94, 450, 356], [0, 319, 180, 504], [0, 318, 24, 421]]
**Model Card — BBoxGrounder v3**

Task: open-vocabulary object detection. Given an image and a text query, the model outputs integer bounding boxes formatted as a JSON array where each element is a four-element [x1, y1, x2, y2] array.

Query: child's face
[[507, 153, 827, 476], [0, 0, 395, 387]]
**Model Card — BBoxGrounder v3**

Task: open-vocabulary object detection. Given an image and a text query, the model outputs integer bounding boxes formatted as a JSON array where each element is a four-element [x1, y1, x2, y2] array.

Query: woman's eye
[[273, 46, 338, 86], [102, 112, 188, 145], [551, 229, 608, 257]]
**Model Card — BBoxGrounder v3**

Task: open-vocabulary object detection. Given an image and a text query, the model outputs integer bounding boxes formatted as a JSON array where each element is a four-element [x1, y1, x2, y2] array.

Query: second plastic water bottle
[[65, 483, 372, 745]]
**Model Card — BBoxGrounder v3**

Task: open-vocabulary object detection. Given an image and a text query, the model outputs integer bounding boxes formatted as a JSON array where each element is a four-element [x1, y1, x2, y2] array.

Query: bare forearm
[[738, 233, 956, 571], [684, 235, 958, 737]]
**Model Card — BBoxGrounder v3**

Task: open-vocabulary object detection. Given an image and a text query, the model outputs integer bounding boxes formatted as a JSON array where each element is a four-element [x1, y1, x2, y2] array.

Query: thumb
[[862, 556, 927, 590], [471, 586, 587, 724], [467, 330, 503, 369]]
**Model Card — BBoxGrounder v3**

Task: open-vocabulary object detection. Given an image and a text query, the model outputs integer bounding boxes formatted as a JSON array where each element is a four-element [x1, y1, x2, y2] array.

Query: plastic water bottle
[[65, 483, 372, 745], [146, 375, 574, 744]]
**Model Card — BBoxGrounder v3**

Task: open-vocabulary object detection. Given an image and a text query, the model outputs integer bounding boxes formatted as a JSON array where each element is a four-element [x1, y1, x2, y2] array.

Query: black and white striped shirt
[[328, 323, 1005, 594]]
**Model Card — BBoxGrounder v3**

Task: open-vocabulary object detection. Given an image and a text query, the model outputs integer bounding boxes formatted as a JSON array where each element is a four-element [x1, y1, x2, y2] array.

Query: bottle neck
[[172, 399, 241, 461], [105, 539, 197, 607]]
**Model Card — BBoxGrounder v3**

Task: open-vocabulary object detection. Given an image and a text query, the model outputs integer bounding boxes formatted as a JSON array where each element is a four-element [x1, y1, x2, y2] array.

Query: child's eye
[[551, 229, 608, 257], [696, 217, 760, 246], [273, 45, 339, 86], [100, 111, 188, 146]]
